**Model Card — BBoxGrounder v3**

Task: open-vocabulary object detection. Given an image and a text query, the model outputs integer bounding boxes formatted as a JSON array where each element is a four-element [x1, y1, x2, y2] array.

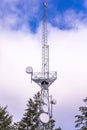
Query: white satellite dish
[[26, 66, 33, 74], [39, 113, 49, 123]]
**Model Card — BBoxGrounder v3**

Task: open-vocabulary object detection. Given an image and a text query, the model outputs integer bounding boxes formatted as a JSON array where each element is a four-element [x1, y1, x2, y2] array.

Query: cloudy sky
[[0, 0, 87, 130]]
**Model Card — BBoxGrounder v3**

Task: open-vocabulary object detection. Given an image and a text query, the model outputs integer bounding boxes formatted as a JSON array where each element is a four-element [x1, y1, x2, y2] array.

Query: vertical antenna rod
[[42, 1, 49, 78]]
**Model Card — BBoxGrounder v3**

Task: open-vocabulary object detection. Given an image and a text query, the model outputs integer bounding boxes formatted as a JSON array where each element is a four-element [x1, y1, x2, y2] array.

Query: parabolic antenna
[[26, 66, 33, 74], [39, 113, 49, 123]]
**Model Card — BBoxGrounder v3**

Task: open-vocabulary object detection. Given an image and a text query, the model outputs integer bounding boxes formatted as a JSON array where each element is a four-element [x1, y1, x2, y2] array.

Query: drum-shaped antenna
[[26, 66, 33, 74]]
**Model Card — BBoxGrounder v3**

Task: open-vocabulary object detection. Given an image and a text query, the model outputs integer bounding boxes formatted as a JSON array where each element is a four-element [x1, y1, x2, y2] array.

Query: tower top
[[26, 0, 57, 87], [43, 1, 48, 8]]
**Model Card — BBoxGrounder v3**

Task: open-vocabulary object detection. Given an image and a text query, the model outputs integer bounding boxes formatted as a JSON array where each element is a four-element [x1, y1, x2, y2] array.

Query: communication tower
[[26, 0, 57, 129]]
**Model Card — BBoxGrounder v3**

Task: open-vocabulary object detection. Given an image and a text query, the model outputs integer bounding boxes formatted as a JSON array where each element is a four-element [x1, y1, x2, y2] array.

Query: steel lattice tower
[[26, 0, 57, 129]]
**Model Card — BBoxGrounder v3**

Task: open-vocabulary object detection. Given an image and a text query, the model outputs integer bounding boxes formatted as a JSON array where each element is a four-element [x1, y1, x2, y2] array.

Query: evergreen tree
[[0, 106, 12, 130], [75, 97, 87, 130], [16, 92, 58, 130], [17, 92, 40, 130], [16, 92, 55, 130], [11, 122, 19, 130]]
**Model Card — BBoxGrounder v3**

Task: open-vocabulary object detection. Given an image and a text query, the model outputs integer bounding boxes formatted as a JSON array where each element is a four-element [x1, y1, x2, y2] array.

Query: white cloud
[[1, 1, 87, 129], [0, 21, 87, 130], [0, 30, 41, 121], [0, 0, 41, 30], [48, 26, 87, 130], [54, 9, 87, 29]]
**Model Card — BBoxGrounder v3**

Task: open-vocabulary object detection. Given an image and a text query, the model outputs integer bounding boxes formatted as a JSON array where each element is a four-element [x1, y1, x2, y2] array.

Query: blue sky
[[0, 0, 87, 31], [0, 0, 87, 130]]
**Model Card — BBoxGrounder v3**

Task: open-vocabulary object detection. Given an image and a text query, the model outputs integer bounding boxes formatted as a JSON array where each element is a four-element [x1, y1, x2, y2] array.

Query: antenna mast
[[42, 1, 49, 79], [26, 0, 57, 129]]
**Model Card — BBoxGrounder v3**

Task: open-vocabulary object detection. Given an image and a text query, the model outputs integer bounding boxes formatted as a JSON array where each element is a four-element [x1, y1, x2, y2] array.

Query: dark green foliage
[[14, 91, 60, 130], [19, 99, 39, 129], [16, 92, 40, 130], [0, 106, 12, 130], [0, 92, 60, 130], [75, 97, 87, 130], [15, 92, 57, 130]]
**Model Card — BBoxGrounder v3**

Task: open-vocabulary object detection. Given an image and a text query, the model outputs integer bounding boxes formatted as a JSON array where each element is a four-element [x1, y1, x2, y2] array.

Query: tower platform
[[32, 71, 57, 87]]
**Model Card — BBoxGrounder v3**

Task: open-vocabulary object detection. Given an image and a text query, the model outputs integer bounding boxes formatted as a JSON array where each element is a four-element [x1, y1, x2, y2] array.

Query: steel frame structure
[[26, 0, 57, 129]]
